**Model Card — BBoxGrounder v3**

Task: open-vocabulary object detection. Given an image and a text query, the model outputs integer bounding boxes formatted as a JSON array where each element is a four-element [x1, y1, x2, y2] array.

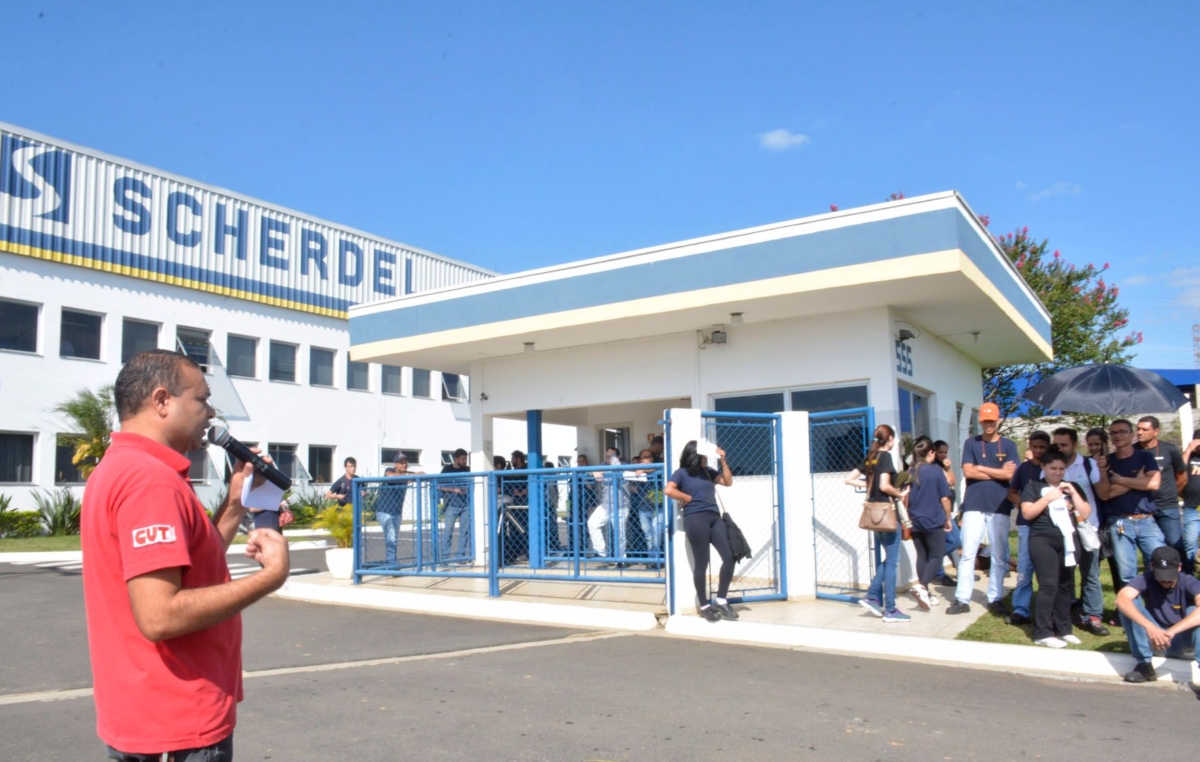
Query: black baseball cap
[[1151, 546, 1181, 583]]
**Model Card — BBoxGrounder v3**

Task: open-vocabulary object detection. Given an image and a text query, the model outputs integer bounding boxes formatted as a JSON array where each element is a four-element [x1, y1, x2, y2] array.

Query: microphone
[[207, 426, 292, 491]]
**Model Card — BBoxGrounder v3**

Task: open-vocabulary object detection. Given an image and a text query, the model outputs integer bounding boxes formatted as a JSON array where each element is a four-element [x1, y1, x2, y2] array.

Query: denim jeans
[[376, 509, 401, 564], [441, 502, 471, 559], [1011, 525, 1034, 617], [1120, 601, 1200, 664], [106, 734, 232, 761], [1109, 517, 1166, 586], [637, 509, 664, 556], [955, 511, 1010, 605], [1078, 544, 1104, 619], [1183, 507, 1200, 573], [866, 529, 902, 611], [1156, 506, 1185, 559], [944, 517, 962, 556]]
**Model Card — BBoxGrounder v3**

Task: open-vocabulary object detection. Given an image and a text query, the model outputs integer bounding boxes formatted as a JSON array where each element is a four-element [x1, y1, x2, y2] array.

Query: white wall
[[0, 256, 569, 511]]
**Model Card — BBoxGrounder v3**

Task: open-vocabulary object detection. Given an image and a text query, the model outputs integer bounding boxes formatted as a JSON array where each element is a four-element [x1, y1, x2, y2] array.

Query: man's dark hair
[[511, 450, 526, 461], [608, 448, 621, 458], [1111, 419, 1133, 432], [344, 457, 357, 467], [1138, 415, 1161, 430], [453, 448, 468, 459], [651, 435, 664, 445], [1041, 449, 1068, 467], [114, 350, 201, 422], [493, 455, 508, 469], [1051, 427, 1079, 443], [1028, 430, 1051, 446], [933, 439, 949, 451]]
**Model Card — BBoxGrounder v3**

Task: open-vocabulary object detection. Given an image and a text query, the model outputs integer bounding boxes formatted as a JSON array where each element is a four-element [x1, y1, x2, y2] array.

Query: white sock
[[714, 597, 727, 605]]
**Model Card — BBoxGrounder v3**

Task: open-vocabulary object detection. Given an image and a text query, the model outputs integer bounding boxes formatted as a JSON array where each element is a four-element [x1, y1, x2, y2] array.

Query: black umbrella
[[1022, 363, 1189, 416]]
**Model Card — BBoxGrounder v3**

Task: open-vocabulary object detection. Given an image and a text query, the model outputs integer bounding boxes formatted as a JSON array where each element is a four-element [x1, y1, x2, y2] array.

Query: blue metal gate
[[809, 407, 875, 601], [697, 411, 787, 603]]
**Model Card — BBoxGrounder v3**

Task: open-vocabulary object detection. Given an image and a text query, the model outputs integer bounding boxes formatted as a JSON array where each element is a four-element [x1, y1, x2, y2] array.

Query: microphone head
[[207, 426, 230, 446]]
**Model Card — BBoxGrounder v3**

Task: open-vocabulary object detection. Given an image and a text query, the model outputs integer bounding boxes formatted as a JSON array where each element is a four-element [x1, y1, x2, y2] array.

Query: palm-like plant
[[53, 385, 116, 480]]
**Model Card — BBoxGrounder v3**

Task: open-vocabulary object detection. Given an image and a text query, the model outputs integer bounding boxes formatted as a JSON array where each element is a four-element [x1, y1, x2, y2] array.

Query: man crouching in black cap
[[1115, 546, 1200, 683]]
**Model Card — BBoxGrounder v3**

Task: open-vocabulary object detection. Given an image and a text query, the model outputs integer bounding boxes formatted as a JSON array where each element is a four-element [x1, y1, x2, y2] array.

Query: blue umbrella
[[1022, 363, 1189, 416]]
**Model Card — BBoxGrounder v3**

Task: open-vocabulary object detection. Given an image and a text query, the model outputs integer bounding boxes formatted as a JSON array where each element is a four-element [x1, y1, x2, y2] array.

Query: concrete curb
[[275, 578, 660, 632], [665, 614, 1196, 686]]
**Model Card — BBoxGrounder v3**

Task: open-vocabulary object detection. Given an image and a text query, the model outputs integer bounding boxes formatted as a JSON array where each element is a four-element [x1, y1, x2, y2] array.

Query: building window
[[55, 435, 87, 484], [121, 319, 158, 363], [791, 385, 869, 414], [347, 358, 370, 391], [270, 341, 298, 383], [0, 300, 39, 353], [60, 309, 102, 360], [897, 385, 931, 457], [557, 456, 572, 468], [185, 449, 209, 482], [0, 433, 35, 483], [309, 347, 334, 387], [413, 369, 431, 398], [381, 365, 403, 395], [308, 445, 334, 484], [177, 327, 211, 372], [268, 444, 306, 479], [381, 448, 421, 470], [226, 335, 257, 378], [442, 373, 465, 401], [441, 450, 456, 466]]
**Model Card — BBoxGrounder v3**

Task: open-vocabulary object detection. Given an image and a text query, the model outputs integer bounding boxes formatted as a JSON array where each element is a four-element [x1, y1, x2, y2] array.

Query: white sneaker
[[1034, 637, 1067, 649], [1061, 634, 1082, 645], [928, 593, 940, 607], [908, 586, 931, 612]]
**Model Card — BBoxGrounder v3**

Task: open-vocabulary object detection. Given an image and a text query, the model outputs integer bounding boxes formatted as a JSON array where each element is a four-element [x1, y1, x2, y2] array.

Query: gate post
[[665, 408, 703, 615], [779, 411, 816, 600]]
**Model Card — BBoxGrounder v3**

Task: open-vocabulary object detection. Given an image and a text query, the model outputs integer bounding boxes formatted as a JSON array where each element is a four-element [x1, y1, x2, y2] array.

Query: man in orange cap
[[948, 402, 1020, 615]]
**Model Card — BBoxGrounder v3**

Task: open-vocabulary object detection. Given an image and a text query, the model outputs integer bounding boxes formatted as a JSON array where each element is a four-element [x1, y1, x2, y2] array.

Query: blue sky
[[6, 1, 1197, 367]]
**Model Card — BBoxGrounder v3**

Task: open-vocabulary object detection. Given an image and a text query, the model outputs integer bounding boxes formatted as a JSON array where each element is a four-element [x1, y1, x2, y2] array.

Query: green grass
[[955, 531, 1131, 655], [0, 536, 81, 552]]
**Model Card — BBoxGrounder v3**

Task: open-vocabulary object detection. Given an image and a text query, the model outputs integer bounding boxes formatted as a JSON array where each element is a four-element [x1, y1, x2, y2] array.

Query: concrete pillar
[[779, 411, 815, 600], [469, 414, 494, 569], [665, 408, 703, 615]]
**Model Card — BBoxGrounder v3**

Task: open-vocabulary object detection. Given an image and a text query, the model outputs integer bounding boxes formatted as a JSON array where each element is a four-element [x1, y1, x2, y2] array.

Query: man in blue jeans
[[1116, 546, 1200, 683], [1006, 431, 1050, 626], [1104, 419, 1164, 585], [439, 449, 473, 562]]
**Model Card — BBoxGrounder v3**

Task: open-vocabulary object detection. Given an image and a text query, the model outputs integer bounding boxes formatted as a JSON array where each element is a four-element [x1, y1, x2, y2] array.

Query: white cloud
[[1169, 266, 1200, 309], [1029, 181, 1082, 202], [1014, 180, 1028, 190], [758, 129, 811, 152], [1121, 274, 1155, 286]]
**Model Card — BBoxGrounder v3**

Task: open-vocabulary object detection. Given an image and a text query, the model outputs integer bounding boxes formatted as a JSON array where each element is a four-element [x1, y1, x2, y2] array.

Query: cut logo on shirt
[[132, 524, 177, 548]]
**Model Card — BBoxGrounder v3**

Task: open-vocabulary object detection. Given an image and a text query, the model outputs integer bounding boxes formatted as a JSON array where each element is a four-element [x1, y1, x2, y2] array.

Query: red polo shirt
[[82, 432, 242, 753]]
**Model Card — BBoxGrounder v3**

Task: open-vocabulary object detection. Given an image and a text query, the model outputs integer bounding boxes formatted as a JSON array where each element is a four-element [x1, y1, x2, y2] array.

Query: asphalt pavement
[[3, 550, 1199, 761]]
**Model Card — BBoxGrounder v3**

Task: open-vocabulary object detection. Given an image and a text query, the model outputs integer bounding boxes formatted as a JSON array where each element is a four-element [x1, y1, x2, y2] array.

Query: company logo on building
[[132, 524, 177, 548], [0, 134, 72, 224]]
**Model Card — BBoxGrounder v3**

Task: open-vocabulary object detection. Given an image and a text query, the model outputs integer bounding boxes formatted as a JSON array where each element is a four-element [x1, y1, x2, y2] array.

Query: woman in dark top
[[663, 440, 735, 622], [906, 439, 953, 611], [844, 424, 909, 622], [1020, 449, 1091, 648]]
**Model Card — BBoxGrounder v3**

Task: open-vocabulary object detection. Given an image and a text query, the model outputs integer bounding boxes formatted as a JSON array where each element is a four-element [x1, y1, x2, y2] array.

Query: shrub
[[34, 489, 82, 536], [0, 511, 44, 538], [287, 487, 331, 528], [312, 503, 354, 549]]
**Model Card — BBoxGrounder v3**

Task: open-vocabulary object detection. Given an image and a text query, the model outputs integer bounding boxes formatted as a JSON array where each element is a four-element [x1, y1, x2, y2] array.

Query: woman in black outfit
[[1019, 449, 1090, 648], [905, 439, 953, 611], [663, 440, 735, 622]]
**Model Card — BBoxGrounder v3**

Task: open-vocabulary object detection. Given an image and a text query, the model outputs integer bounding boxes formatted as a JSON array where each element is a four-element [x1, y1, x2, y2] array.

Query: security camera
[[711, 329, 727, 344], [897, 329, 916, 342]]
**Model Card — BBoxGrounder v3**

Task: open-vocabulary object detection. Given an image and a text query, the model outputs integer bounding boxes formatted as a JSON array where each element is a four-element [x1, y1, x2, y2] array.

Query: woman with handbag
[[906, 439, 954, 611], [664, 440, 736, 622], [844, 424, 910, 623], [1019, 449, 1091, 648]]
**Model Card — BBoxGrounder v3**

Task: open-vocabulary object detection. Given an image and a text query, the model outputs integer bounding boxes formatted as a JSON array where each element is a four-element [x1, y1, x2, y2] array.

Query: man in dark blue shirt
[[375, 453, 410, 565], [1005, 431, 1050, 625], [1115, 546, 1200, 683], [439, 449, 472, 563], [1104, 419, 1164, 587], [950, 402, 1019, 615], [326, 457, 358, 506], [1136, 415, 1188, 560]]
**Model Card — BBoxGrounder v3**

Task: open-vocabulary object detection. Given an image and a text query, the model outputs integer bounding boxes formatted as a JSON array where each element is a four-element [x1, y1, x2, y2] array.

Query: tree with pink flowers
[[983, 226, 1139, 429]]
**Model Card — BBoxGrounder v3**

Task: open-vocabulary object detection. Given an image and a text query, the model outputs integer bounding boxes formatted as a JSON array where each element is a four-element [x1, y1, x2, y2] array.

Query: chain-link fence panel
[[699, 412, 784, 602], [809, 408, 875, 600]]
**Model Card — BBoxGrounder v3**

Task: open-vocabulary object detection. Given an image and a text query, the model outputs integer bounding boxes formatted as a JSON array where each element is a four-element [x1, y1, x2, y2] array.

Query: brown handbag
[[859, 467, 898, 533]]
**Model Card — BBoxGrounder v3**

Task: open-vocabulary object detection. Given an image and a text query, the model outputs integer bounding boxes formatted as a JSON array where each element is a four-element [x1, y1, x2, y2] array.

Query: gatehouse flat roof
[[348, 192, 1053, 374]]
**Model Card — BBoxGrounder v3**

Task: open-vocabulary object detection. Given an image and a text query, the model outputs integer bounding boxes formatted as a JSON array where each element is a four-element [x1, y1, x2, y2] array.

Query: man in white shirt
[[1050, 427, 1111, 636]]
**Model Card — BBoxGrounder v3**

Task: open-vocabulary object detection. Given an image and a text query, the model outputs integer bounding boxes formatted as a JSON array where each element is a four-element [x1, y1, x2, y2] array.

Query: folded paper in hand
[[241, 476, 284, 512], [696, 438, 719, 464]]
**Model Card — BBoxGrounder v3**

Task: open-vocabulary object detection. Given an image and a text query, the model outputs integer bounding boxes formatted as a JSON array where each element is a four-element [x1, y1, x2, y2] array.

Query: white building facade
[[0, 122, 576, 511]]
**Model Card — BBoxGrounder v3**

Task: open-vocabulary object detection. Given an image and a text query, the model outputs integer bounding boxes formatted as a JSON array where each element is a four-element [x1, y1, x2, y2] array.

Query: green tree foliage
[[53, 385, 116, 480], [983, 227, 1140, 431]]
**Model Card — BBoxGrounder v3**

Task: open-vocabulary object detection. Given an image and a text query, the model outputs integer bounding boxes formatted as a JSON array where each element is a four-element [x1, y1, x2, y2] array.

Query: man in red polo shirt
[[82, 350, 289, 760]]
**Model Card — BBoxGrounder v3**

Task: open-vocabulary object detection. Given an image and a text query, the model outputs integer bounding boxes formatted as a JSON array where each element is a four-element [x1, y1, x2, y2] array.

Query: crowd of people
[[848, 403, 1200, 683]]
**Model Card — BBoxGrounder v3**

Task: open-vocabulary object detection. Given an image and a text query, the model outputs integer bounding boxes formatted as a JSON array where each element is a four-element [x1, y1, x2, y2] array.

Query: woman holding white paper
[[1020, 449, 1090, 648]]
